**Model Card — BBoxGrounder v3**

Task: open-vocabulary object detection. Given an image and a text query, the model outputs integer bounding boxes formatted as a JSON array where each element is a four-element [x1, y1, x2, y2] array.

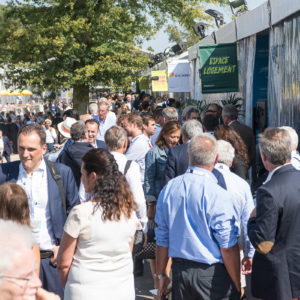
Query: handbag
[[134, 220, 156, 260]]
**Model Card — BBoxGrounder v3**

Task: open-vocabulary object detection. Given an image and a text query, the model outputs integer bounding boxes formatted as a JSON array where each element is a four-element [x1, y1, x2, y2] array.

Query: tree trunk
[[73, 85, 89, 115]]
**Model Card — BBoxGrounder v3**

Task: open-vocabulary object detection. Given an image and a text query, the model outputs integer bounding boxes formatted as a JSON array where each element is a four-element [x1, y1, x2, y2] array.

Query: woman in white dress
[[57, 148, 137, 300]]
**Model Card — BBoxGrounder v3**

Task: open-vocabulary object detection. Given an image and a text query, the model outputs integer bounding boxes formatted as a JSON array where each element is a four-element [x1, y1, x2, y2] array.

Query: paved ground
[[135, 260, 155, 300]]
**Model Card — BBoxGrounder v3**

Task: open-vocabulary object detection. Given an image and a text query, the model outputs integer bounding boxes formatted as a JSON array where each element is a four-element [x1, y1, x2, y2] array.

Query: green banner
[[199, 43, 239, 94]]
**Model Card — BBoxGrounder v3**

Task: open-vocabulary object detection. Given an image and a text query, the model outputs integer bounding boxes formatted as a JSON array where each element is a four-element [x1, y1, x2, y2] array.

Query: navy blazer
[[96, 139, 106, 149], [164, 143, 227, 189], [2, 135, 13, 155], [248, 164, 300, 299], [59, 141, 94, 187], [0, 160, 80, 242]]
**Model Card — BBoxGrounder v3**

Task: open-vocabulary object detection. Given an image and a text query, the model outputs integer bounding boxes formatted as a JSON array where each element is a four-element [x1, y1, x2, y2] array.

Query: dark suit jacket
[[230, 120, 256, 166], [164, 143, 227, 189], [96, 139, 106, 149], [248, 164, 300, 299], [0, 161, 79, 242], [1, 135, 13, 155], [59, 141, 94, 187]]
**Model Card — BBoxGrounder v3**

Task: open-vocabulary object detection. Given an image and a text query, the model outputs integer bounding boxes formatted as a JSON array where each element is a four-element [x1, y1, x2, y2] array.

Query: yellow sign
[[151, 70, 168, 92]]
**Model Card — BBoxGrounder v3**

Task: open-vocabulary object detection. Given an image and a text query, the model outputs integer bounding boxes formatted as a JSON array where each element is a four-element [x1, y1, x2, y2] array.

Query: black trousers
[[172, 258, 240, 300]]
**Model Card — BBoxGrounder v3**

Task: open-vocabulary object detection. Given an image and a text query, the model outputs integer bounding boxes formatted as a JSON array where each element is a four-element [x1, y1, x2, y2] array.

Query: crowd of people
[[0, 93, 300, 300]]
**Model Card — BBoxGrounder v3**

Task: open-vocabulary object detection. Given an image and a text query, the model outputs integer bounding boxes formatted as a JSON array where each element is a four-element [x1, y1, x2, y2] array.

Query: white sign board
[[168, 61, 191, 93]]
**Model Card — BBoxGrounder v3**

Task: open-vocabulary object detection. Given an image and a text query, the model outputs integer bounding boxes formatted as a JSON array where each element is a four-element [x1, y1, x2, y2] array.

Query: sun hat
[[57, 117, 77, 138]]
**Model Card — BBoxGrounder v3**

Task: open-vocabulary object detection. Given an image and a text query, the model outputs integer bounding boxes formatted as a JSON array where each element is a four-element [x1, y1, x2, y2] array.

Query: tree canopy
[[0, 0, 225, 112]]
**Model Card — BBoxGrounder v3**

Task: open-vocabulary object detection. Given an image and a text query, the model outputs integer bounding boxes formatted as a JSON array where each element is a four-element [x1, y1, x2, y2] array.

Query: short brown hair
[[18, 124, 46, 146], [156, 121, 181, 149], [0, 183, 30, 225], [85, 118, 99, 128], [142, 114, 155, 126], [126, 113, 143, 130]]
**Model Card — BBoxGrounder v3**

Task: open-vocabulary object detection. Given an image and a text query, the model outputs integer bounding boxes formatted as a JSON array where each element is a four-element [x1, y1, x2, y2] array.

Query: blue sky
[[142, 0, 267, 52]]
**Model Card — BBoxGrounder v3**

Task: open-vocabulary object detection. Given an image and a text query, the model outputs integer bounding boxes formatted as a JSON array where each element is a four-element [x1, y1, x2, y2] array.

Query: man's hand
[[50, 246, 59, 267], [157, 276, 171, 299], [241, 257, 252, 275], [250, 207, 256, 218]]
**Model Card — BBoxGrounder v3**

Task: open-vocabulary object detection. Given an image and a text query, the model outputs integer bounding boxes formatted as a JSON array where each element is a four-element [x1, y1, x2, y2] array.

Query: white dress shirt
[[96, 111, 116, 141], [0, 138, 3, 155], [291, 150, 300, 170], [215, 163, 255, 257], [17, 159, 56, 250], [45, 128, 57, 144], [112, 151, 148, 232], [126, 134, 151, 184]]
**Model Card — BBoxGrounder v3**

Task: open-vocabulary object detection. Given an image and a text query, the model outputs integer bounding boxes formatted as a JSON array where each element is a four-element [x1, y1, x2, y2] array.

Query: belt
[[40, 250, 54, 259]]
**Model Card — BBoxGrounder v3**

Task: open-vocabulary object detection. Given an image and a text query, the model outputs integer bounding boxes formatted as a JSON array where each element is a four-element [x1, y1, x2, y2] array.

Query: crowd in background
[[0, 92, 300, 300]]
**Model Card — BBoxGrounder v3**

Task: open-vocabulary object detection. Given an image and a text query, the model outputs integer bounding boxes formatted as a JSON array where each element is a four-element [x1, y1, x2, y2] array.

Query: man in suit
[[222, 104, 256, 167], [0, 129, 13, 162], [0, 124, 79, 299], [164, 119, 227, 189], [59, 122, 93, 188], [248, 127, 300, 300]]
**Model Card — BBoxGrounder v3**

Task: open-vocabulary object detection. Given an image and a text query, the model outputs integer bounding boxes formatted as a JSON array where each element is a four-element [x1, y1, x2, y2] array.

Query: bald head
[[188, 134, 218, 168]]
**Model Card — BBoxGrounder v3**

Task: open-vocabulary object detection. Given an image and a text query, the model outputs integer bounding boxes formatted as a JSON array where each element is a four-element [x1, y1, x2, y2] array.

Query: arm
[[163, 148, 176, 186], [144, 149, 158, 202], [60, 165, 80, 214], [126, 162, 148, 232], [247, 187, 278, 255], [241, 184, 255, 264], [156, 245, 171, 298], [33, 244, 41, 277], [220, 243, 241, 292], [57, 232, 77, 287]]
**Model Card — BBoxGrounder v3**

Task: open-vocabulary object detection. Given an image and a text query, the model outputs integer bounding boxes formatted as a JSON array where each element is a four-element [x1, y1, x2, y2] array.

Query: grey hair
[[259, 127, 291, 165], [182, 106, 199, 120], [181, 119, 203, 140], [105, 126, 128, 151], [280, 126, 298, 150], [162, 107, 178, 121], [0, 220, 34, 277], [188, 133, 218, 167], [89, 103, 98, 114], [98, 99, 110, 110], [70, 121, 87, 141], [217, 140, 235, 166], [222, 104, 238, 120]]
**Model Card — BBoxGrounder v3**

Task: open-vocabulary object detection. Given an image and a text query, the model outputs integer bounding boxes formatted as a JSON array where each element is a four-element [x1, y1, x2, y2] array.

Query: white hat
[[57, 117, 77, 138]]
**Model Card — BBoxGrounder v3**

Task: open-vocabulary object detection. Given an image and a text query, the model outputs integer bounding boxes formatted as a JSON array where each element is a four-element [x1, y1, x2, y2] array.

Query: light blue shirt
[[215, 163, 255, 257], [94, 112, 116, 141], [126, 134, 151, 184], [155, 166, 239, 265]]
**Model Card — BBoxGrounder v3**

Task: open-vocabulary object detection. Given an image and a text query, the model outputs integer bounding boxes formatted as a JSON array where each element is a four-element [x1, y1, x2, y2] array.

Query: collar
[[19, 158, 46, 177], [130, 133, 147, 144], [264, 163, 291, 184], [111, 151, 125, 159], [186, 166, 217, 183], [228, 120, 237, 126], [215, 162, 230, 171]]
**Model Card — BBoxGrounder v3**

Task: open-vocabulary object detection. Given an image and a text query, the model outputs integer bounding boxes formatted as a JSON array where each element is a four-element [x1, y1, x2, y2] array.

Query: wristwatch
[[154, 273, 166, 279]]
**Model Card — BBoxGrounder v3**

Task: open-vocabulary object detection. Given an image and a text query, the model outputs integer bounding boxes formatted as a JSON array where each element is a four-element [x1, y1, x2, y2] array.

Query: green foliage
[[183, 99, 209, 113], [220, 93, 244, 116], [0, 0, 227, 112]]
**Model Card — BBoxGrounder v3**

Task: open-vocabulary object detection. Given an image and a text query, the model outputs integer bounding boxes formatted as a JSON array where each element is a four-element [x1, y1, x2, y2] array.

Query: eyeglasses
[[0, 261, 38, 290]]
